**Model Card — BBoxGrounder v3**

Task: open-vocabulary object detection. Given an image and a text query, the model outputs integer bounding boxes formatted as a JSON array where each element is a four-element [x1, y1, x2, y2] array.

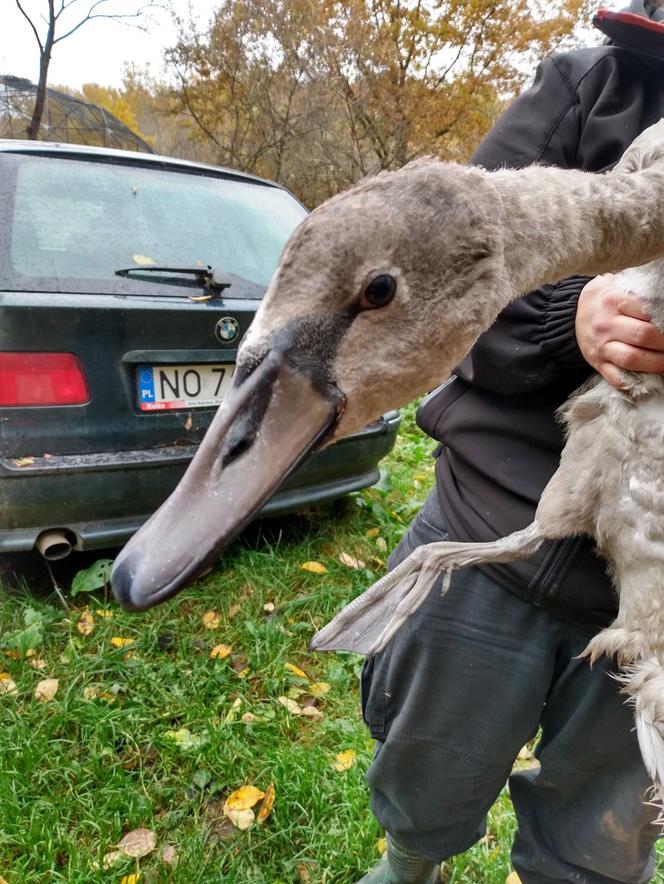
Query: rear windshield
[[0, 152, 307, 298]]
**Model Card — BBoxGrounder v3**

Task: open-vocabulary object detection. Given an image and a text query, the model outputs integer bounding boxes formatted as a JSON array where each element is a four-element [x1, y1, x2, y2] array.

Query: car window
[[0, 153, 306, 298]]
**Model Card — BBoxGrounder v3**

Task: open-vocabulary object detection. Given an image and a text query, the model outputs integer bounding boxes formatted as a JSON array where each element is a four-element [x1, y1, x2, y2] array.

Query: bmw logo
[[215, 316, 240, 344]]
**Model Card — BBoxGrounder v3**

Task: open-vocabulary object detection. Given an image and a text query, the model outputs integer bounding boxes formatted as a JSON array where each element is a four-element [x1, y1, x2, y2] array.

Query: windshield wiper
[[114, 264, 232, 293]]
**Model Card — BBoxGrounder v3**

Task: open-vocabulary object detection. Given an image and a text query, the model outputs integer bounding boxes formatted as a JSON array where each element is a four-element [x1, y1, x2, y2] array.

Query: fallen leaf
[[227, 603, 241, 619], [183, 414, 193, 431], [110, 637, 134, 648], [333, 749, 357, 771], [99, 849, 125, 869], [77, 609, 95, 636], [35, 678, 58, 702], [162, 845, 178, 866], [366, 527, 380, 538], [517, 745, 534, 760], [83, 685, 100, 700], [299, 561, 327, 574], [242, 712, 257, 722], [256, 782, 276, 823], [301, 706, 324, 721], [28, 656, 47, 670], [132, 254, 155, 265], [210, 643, 232, 660], [238, 668, 250, 678], [284, 662, 308, 679], [0, 674, 17, 696], [117, 828, 156, 858], [96, 609, 113, 618], [120, 875, 141, 884], [3, 649, 21, 660], [12, 457, 34, 467], [224, 697, 243, 723], [339, 552, 366, 569], [375, 537, 387, 553], [308, 682, 331, 697], [188, 293, 213, 302], [376, 837, 387, 855], [164, 727, 207, 750], [202, 611, 221, 630], [277, 696, 303, 715], [263, 601, 276, 614], [297, 862, 317, 883], [224, 785, 265, 811], [223, 807, 254, 829], [505, 874, 522, 884]]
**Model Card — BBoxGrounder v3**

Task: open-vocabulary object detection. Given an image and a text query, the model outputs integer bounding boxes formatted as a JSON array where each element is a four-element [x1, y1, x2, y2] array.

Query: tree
[[166, 0, 592, 206], [14, 0, 158, 140]]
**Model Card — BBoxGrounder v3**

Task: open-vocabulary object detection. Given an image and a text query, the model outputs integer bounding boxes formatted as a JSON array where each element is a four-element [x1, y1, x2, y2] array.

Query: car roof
[[0, 139, 282, 190]]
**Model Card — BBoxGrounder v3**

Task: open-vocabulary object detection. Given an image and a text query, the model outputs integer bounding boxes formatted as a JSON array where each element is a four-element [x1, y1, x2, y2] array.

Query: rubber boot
[[356, 834, 439, 883]]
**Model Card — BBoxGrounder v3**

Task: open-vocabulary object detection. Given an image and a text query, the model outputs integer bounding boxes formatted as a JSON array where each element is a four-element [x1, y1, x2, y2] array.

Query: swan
[[112, 116, 664, 797]]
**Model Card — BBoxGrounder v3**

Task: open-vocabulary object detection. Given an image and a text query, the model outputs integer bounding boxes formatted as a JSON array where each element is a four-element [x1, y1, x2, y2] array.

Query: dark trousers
[[361, 491, 659, 883]]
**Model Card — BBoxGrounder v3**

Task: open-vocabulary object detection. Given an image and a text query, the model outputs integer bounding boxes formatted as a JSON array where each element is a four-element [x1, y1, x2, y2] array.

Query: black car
[[0, 141, 399, 559]]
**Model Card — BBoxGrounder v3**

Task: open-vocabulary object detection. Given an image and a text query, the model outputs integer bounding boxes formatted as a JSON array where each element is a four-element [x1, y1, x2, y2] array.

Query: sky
[[1, 0, 220, 89]]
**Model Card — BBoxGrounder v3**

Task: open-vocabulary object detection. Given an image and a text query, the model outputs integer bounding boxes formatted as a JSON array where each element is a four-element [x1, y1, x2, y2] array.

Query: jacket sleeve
[[457, 56, 592, 393]]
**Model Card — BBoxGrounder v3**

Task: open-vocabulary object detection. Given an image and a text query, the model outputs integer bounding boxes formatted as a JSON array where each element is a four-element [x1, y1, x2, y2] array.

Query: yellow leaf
[[284, 662, 308, 679], [242, 712, 257, 722], [132, 254, 155, 265], [3, 650, 21, 660], [366, 527, 380, 538], [339, 552, 366, 569], [110, 637, 134, 648], [202, 611, 221, 629], [120, 875, 141, 884], [210, 643, 233, 659], [117, 827, 156, 858], [0, 676, 18, 696], [505, 875, 522, 884], [308, 682, 331, 698], [28, 656, 47, 670], [238, 668, 250, 679], [225, 785, 265, 811], [263, 601, 276, 613], [95, 609, 113, 618], [332, 749, 357, 771], [83, 685, 100, 700], [376, 837, 387, 855], [227, 603, 241, 619], [375, 537, 387, 552], [34, 678, 58, 702], [77, 609, 95, 636], [12, 457, 34, 467], [517, 745, 534, 760], [277, 696, 303, 715], [256, 782, 276, 823], [299, 561, 327, 574]]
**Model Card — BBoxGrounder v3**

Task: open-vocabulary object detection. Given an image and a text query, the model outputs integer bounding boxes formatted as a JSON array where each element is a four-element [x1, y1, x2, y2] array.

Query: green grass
[[0, 405, 661, 883]]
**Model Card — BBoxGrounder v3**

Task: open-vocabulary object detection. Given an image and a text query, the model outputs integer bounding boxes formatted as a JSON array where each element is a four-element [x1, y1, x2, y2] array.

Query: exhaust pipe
[[35, 530, 73, 561]]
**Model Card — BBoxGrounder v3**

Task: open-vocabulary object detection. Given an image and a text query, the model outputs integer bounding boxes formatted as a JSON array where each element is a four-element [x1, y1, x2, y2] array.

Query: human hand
[[575, 274, 664, 389]]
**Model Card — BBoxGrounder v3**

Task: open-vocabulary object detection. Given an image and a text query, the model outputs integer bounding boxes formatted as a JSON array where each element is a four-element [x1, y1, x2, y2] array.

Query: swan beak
[[111, 350, 341, 611]]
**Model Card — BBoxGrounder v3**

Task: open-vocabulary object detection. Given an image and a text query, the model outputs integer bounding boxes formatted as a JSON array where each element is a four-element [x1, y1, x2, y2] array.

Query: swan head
[[111, 160, 505, 611]]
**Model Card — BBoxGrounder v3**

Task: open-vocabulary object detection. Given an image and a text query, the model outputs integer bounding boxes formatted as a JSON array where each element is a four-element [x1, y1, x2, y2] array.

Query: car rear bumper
[[0, 411, 400, 552]]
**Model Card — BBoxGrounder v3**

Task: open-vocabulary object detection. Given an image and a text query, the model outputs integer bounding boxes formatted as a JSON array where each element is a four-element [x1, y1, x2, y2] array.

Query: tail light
[[0, 353, 89, 406]]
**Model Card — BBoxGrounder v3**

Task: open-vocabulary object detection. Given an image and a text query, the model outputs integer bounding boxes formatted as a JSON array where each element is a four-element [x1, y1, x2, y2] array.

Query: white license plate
[[137, 363, 235, 411]]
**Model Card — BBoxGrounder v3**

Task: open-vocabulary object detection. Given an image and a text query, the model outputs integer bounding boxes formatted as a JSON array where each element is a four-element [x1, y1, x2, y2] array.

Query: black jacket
[[420, 45, 664, 632]]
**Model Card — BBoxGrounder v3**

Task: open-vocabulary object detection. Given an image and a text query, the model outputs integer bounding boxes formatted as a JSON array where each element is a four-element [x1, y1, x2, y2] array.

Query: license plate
[[137, 363, 235, 411]]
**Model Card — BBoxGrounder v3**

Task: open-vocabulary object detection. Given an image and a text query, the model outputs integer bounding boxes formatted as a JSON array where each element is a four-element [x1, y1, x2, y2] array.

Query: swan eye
[[360, 274, 397, 310]]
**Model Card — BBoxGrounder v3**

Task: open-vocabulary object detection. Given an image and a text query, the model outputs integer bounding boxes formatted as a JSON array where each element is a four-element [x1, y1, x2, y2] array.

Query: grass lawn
[[1, 404, 662, 883]]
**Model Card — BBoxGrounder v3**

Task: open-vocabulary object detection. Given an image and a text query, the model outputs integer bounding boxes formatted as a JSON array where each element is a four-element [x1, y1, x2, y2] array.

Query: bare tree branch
[[14, 0, 44, 51]]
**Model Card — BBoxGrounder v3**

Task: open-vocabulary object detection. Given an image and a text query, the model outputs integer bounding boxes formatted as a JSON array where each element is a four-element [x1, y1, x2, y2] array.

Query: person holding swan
[[358, 4, 664, 882]]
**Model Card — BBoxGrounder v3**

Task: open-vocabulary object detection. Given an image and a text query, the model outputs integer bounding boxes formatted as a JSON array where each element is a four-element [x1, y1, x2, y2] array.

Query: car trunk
[[0, 289, 257, 459]]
